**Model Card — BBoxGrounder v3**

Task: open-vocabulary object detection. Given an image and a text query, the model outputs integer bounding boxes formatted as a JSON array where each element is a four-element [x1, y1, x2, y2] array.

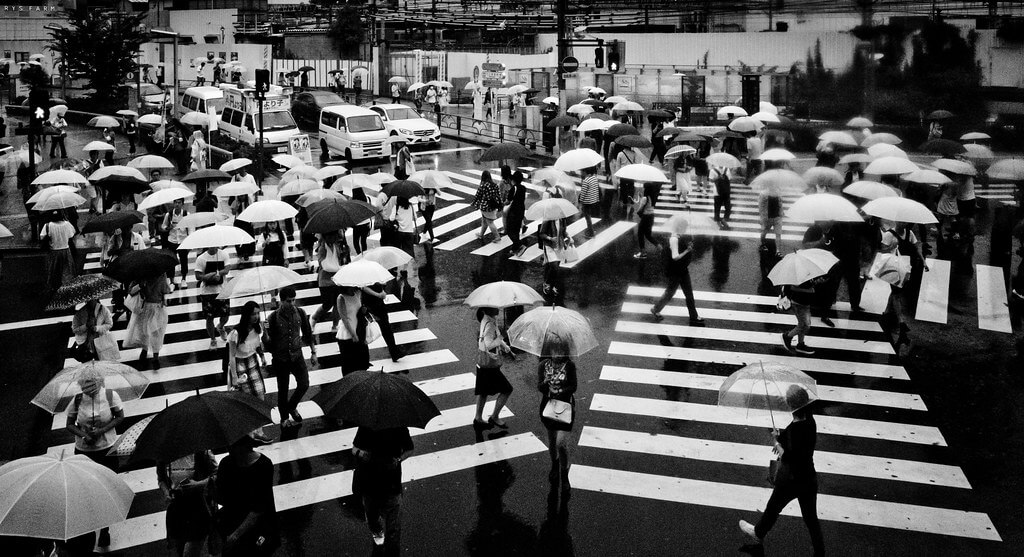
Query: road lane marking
[[626, 285, 857, 312], [509, 218, 592, 262], [561, 221, 636, 269], [621, 301, 882, 333], [915, 258, 951, 324], [976, 264, 1012, 333]]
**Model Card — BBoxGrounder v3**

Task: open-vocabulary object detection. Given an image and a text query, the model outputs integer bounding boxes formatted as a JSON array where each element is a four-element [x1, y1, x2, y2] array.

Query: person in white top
[[228, 301, 273, 444], [189, 130, 207, 171], [196, 246, 231, 349], [161, 198, 190, 288], [41, 211, 77, 296]]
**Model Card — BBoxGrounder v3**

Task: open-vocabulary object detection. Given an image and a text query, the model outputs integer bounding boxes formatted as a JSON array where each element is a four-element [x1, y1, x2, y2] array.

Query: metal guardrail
[[430, 112, 545, 151]]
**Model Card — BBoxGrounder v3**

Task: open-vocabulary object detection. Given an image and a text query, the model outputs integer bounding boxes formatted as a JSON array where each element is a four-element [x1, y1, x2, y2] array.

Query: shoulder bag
[[475, 319, 501, 369], [362, 313, 382, 345], [542, 398, 573, 424]]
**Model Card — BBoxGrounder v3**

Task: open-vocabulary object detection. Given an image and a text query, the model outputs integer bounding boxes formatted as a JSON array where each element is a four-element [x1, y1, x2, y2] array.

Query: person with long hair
[[124, 273, 171, 369], [739, 385, 825, 556], [227, 301, 272, 444], [161, 198, 190, 289], [260, 220, 287, 266], [633, 182, 659, 259], [472, 307, 513, 429], [336, 286, 370, 375], [537, 335, 578, 491], [310, 232, 350, 331], [473, 171, 503, 243]]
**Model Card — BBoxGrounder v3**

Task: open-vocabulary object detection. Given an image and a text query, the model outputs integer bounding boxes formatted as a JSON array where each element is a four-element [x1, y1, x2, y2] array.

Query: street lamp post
[[150, 29, 179, 119]]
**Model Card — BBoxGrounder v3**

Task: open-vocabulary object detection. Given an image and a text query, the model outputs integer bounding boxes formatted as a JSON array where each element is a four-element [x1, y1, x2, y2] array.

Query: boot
[[896, 323, 910, 347]]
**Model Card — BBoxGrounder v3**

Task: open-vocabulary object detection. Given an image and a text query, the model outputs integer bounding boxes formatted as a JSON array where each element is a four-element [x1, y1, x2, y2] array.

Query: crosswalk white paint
[[976, 264, 1012, 333], [569, 465, 1000, 541], [915, 258, 952, 324], [561, 221, 637, 269], [626, 286, 855, 313], [620, 301, 882, 333]]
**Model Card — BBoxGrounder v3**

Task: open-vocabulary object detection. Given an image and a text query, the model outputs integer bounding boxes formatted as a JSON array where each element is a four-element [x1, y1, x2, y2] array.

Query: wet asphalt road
[[0, 118, 1022, 556]]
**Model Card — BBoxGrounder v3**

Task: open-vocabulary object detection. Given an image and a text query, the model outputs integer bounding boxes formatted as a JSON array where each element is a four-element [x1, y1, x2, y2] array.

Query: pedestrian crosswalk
[[570, 285, 1002, 544]]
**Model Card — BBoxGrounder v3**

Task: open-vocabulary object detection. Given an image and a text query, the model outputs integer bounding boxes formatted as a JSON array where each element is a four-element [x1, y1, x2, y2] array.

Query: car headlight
[[399, 129, 412, 135], [351, 142, 361, 148]]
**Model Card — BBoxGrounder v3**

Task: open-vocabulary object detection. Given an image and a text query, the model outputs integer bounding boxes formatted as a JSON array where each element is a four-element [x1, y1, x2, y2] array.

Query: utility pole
[[556, 0, 567, 93]]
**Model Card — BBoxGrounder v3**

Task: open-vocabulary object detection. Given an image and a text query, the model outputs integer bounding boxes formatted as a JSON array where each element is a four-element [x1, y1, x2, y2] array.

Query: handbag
[[542, 398, 573, 424], [71, 342, 95, 363], [363, 314, 382, 345], [125, 293, 143, 314], [560, 242, 580, 263], [775, 294, 791, 311], [476, 319, 502, 368], [767, 457, 782, 486]]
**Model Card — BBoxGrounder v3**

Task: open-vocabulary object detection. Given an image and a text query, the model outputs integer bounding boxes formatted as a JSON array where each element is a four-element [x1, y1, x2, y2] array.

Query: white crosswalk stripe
[[572, 285, 1000, 541]]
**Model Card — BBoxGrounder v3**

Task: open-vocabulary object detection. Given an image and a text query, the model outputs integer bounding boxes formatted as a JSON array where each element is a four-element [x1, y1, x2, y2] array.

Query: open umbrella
[[426, 80, 453, 88], [27, 185, 79, 206], [313, 370, 440, 430], [333, 260, 393, 287], [867, 144, 908, 159], [818, 131, 858, 147], [407, 81, 426, 92], [219, 158, 252, 173], [137, 113, 164, 126], [368, 172, 398, 185], [33, 169, 89, 186], [525, 198, 579, 221], [786, 193, 863, 222], [861, 197, 938, 224], [32, 360, 149, 414], [843, 180, 900, 200], [137, 187, 194, 211], [237, 199, 298, 222], [864, 156, 918, 176], [767, 248, 839, 286], [585, 86, 606, 95], [388, 76, 407, 83], [382, 179, 426, 199], [217, 265, 305, 300], [927, 109, 954, 120], [727, 116, 764, 133], [574, 119, 607, 134], [355, 246, 413, 270], [332, 174, 380, 193], [304, 198, 378, 233], [184, 168, 231, 184], [88, 165, 147, 183], [838, 153, 872, 166], [604, 123, 640, 138], [615, 164, 669, 183], [931, 158, 976, 177], [532, 167, 574, 189], [0, 223, 12, 239], [87, 115, 120, 128], [81, 211, 144, 234], [920, 138, 966, 156], [116, 109, 138, 118], [750, 169, 805, 195], [846, 116, 874, 128], [585, 112, 611, 122], [566, 104, 594, 116], [614, 135, 652, 149], [480, 142, 533, 162], [581, 99, 609, 109], [541, 96, 559, 105], [103, 248, 178, 282], [758, 148, 795, 162], [272, 153, 305, 169], [106, 414, 157, 458], [298, 65, 315, 72], [82, 141, 114, 153], [508, 305, 599, 357], [408, 169, 455, 191], [314, 165, 349, 181], [464, 281, 543, 309], [717, 105, 747, 118], [802, 167, 845, 189], [93, 175, 151, 195], [176, 212, 228, 230], [128, 154, 175, 171], [178, 225, 255, 250], [34, 191, 86, 211], [903, 169, 952, 186], [646, 109, 675, 120], [44, 274, 120, 312], [611, 101, 644, 113], [962, 144, 994, 161], [0, 453, 134, 540], [281, 165, 319, 183], [718, 362, 819, 428], [49, 104, 69, 118], [988, 159, 1024, 182], [861, 132, 902, 147], [213, 182, 260, 198], [665, 145, 698, 159], [706, 152, 742, 169], [752, 111, 780, 123], [554, 148, 604, 172], [960, 132, 991, 142], [546, 115, 579, 128], [129, 391, 273, 464], [297, 189, 345, 206], [279, 178, 321, 197]]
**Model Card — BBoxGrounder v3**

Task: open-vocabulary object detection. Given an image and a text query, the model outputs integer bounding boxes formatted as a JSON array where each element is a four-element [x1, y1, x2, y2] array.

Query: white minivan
[[174, 86, 224, 131], [318, 105, 390, 162], [218, 87, 299, 153]]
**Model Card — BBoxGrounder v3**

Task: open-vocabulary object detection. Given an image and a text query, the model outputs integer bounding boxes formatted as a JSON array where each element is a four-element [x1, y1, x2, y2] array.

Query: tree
[[47, 10, 147, 105], [18, 64, 50, 91], [327, 5, 365, 58]]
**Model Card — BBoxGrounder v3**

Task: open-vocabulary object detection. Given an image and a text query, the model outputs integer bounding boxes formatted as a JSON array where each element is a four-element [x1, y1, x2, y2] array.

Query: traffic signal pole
[[556, 0, 567, 94]]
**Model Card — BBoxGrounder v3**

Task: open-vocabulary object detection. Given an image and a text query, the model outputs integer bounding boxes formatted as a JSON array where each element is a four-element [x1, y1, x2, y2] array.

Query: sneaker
[[251, 434, 274, 445], [794, 343, 816, 355], [781, 333, 794, 353], [821, 316, 836, 328], [218, 326, 228, 341], [281, 417, 295, 428], [177, 279, 186, 289], [650, 307, 663, 321], [633, 252, 647, 259], [168, 283, 176, 293], [689, 316, 705, 326], [209, 339, 219, 350], [738, 520, 761, 544], [491, 236, 503, 244], [371, 531, 385, 546]]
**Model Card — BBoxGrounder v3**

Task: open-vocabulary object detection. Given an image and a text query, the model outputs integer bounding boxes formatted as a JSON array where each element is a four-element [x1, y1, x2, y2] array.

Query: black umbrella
[[670, 132, 709, 144], [286, 71, 301, 78], [615, 135, 653, 149], [546, 115, 578, 128], [657, 126, 683, 139], [183, 168, 231, 184], [927, 109, 955, 120], [714, 130, 746, 139], [479, 142, 533, 162], [45, 274, 120, 311], [129, 391, 273, 464], [312, 370, 440, 430], [604, 123, 640, 138], [102, 248, 178, 282], [298, 65, 316, 72], [81, 211, 144, 235], [92, 175, 150, 195], [304, 198, 379, 234], [919, 138, 966, 156], [647, 109, 675, 121], [382, 179, 425, 199]]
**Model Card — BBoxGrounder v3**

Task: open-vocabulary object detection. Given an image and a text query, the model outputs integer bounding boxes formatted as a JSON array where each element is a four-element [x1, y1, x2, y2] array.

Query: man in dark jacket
[[267, 287, 318, 427]]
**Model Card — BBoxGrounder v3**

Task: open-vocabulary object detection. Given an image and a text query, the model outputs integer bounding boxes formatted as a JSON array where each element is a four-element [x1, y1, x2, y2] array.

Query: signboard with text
[[481, 62, 506, 88], [289, 134, 312, 165]]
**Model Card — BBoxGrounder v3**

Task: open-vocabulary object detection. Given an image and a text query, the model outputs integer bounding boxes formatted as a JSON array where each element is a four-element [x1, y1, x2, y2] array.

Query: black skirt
[[474, 366, 513, 396], [539, 395, 575, 432]]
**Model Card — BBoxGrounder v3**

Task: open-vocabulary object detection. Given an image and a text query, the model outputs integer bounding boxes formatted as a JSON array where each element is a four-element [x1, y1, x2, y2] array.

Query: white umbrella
[[575, 119, 606, 134], [176, 212, 229, 230], [507, 84, 529, 94], [137, 188, 194, 211], [727, 116, 764, 133], [752, 111, 780, 123], [903, 169, 952, 186], [750, 169, 805, 195], [802, 167, 845, 189], [507, 305, 598, 357], [838, 153, 873, 166], [586, 86, 606, 95], [219, 158, 253, 173], [602, 96, 627, 105], [332, 174, 380, 192], [27, 185, 79, 206], [33, 169, 89, 186], [368, 172, 398, 185], [34, 192, 86, 211], [524, 198, 579, 221], [847, 116, 874, 128], [464, 281, 544, 309], [0, 223, 12, 239], [861, 132, 902, 147], [178, 225, 255, 250], [315, 166, 349, 181], [988, 159, 1024, 182], [931, 158, 976, 177], [426, 80, 453, 89], [566, 104, 594, 116], [272, 153, 305, 169], [296, 189, 345, 207], [149, 180, 191, 191], [864, 156, 918, 176], [82, 141, 114, 153], [554, 148, 604, 172], [759, 101, 779, 115], [213, 182, 260, 198], [614, 164, 670, 183], [116, 109, 138, 118], [960, 132, 991, 142], [665, 145, 697, 159], [179, 112, 209, 127], [768, 249, 840, 286], [388, 76, 408, 84], [332, 260, 393, 287], [408, 170, 454, 190], [128, 155, 175, 171], [611, 101, 644, 113], [758, 148, 795, 162], [717, 105, 747, 118], [217, 266, 304, 299], [818, 131, 858, 147], [706, 152, 742, 169], [137, 114, 164, 125], [861, 197, 938, 224], [281, 165, 320, 183], [278, 179, 321, 197], [962, 144, 994, 161], [541, 96, 559, 104], [532, 167, 574, 189], [50, 105, 68, 118], [354, 246, 413, 269], [867, 143, 907, 159], [842, 181, 900, 200], [237, 200, 299, 222], [407, 81, 426, 92], [88, 165, 147, 183]]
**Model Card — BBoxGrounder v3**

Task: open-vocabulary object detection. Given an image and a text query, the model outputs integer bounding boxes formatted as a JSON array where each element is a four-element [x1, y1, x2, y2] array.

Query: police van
[[218, 85, 300, 153], [318, 105, 390, 162]]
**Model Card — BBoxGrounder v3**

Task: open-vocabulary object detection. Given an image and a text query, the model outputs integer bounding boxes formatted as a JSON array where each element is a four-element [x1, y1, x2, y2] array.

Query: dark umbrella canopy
[[479, 142, 533, 162], [92, 175, 150, 194], [714, 130, 745, 139], [81, 211, 143, 235], [129, 391, 273, 464], [647, 109, 675, 121], [45, 274, 120, 311], [657, 126, 683, 139], [919, 138, 966, 156], [670, 132, 709, 144], [298, 65, 316, 72], [183, 168, 231, 184], [304, 198, 379, 234], [586, 112, 612, 121], [382, 180, 426, 198], [103, 248, 178, 282], [546, 115, 578, 128], [604, 123, 640, 138], [312, 370, 440, 430], [615, 135, 653, 149], [581, 99, 609, 109], [927, 109, 955, 120]]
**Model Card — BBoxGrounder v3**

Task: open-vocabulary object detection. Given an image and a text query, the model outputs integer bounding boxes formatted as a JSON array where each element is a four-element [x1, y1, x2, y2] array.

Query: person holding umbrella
[[196, 246, 231, 349], [157, 450, 219, 557], [390, 81, 401, 103], [537, 335, 578, 491], [877, 220, 927, 347], [71, 298, 119, 362], [41, 210, 77, 296], [473, 171, 503, 243], [739, 385, 825, 556], [712, 165, 732, 229], [577, 166, 600, 239], [472, 307, 513, 429], [352, 425, 414, 554], [161, 198, 190, 289], [102, 128, 116, 165], [633, 182, 660, 260], [124, 115, 139, 156], [362, 280, 405, 364], [227, 301, 273, 444], [124, 272, 171, 369], [50, 111, 68, 159], [215, 436, 279, 556], [504, 170, 529, 253], [311, 232, 349, 331], [268, 286, 318, 427], [189, 130, 207, 171], [650, 215, 704, 325], [336, 285, 371, 375]]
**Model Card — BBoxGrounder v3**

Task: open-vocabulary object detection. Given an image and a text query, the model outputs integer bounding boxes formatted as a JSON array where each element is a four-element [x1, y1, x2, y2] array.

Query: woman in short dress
[[227, 301, 272, 443], [472, 307, 513, 430], [335, 286, 370, 375], [538, 336, 578, 490]]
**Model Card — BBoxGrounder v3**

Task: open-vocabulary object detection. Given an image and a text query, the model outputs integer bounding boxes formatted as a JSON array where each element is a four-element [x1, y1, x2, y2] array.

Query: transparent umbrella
[[508, 305, 599, 357], [718, 361, 819, 428], [32, 360, 150, 414]]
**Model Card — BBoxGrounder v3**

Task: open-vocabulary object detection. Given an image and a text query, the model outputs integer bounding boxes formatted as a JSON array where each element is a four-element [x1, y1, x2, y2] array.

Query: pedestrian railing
[[432, 112, 545, 150]]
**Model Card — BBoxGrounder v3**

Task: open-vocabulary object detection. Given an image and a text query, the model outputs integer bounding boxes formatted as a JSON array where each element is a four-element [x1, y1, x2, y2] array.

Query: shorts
[[201, 294, 229, 319]]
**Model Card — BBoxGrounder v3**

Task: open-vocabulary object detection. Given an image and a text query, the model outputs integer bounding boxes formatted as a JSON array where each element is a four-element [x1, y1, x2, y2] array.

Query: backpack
[[72, 388, 116, 416]]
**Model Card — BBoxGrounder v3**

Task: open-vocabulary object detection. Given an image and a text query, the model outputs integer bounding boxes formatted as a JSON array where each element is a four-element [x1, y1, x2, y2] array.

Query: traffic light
[[255, 69, 270, 95], [28, 88, 49, 127], [607, 47, 620, 72], [594, 47, 604, 69]]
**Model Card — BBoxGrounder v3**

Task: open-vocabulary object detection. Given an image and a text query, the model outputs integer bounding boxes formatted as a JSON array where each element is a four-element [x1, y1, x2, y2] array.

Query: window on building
[[159, 44, 165, 63], [14, 52, 29, 63]]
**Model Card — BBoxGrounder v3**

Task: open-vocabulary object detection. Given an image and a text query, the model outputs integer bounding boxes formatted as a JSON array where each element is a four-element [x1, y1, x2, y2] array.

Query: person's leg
[[546, 427, 559, 482], [583, 205, 595, 236], [276, 361, 293, 421], [311, 285, 331, 323], [679, 269, 700, 319], [289, 359, 309, 421], [797, 481, 826, 556], [486, 217, 500, 239], [753, 483, 798, 540], [724, 194, 732, 221], [794, 303, 811, 344], [177, 249, 188, 285], [423, 205, 435, 239], [555, 429, 571, 487], [376, 311, 402, 361], [490, 390, 510, 422], [773, 219, 783, 249], [381, 493, 402, 557], [478, 216, 488, 238], [362, 495, 384, 538], [642, 215, 656, 245], [651, 276, 681, 315], [714, 196, 722, 221], [474, 393, 488, 423]]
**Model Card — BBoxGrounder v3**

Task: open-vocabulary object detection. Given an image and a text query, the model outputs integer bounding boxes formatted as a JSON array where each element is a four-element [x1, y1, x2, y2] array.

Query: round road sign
[[561, 56, 579, 73]]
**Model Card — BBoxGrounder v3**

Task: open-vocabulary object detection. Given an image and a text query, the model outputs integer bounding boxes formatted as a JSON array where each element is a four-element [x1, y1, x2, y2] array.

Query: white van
[[175, 86, 224, 131], [318, 105, 390, 162], [218, 86, 299, 153]]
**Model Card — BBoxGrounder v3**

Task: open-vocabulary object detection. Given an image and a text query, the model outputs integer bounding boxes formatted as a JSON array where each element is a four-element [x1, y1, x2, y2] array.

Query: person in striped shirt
[[578, 166, 600, 238]]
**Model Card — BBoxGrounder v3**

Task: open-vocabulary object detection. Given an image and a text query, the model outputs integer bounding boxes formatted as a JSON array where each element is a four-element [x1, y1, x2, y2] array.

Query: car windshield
[[257, 111, 297, 131], [139, 84, 163, 96], [347, 115, 384, 132], [207, 98, 225, 114], [386, 107, 420, 121], [312, 92, 344, 106]]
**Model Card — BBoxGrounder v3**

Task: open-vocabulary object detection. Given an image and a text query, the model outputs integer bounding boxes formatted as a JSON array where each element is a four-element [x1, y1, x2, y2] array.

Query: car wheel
[[320, 139, 330, 162], [344, 148, 353, 163]]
